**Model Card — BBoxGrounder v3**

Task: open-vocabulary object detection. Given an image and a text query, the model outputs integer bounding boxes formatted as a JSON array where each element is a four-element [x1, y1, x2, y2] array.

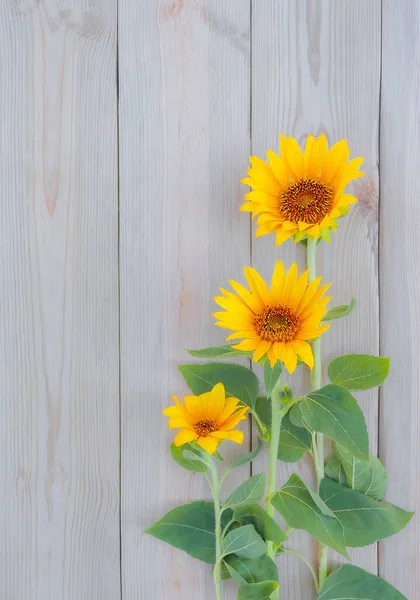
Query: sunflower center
[[254, 305, 300, 343], [279, 178, 334, 224], [194, 419, 217, 437]]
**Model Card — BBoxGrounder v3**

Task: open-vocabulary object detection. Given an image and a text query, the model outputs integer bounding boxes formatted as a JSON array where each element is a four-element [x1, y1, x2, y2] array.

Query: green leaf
[[229, 438, 263, 471], [335, 445, 388, 499], [222, 474, 266, 510], [320, 478, 414, 547], [322, 297, 356, 322], [146, 501, 229, 563], [222, 524, 266, 559], [263, 361, 282, 396], [328, 354, 390, 391], [187, 345, 252, 359], [288, 403, 307, 428], [170, 443, 207, 473], [224, 554, 278, 584], [318, 564, 408, 599], [233, 504, 288, 544], [324, 455, 348, 485], [237, 581, 279, 600], [179, 363, 259, 409], [278, 411, 312, 462], [298, 384, 369, 460], [270, 474, 348, 557]]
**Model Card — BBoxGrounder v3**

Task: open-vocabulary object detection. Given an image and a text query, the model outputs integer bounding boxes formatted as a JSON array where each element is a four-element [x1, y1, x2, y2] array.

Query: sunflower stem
[[307, 238, 328, 586], [208, 458, 223, 600], [266, 374, 283, 561]]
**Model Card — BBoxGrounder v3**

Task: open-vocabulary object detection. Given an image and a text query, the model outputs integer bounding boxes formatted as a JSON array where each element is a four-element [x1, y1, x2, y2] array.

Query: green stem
[[266, 375, 283, 560], [283, 548, 319, 593], [307, 238, 328, 586], [208, 459, 223, 600]]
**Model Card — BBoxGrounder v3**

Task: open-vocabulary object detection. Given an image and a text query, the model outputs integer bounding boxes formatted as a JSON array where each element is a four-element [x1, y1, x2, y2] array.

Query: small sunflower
[[163, 383, 248, 455], [241, 134, 364, 244], [213, 261, 331, 373]]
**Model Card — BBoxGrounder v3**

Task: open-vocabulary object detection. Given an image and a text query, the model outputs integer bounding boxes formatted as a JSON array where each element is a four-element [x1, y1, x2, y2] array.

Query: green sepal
[[179, 362, 259, 409]]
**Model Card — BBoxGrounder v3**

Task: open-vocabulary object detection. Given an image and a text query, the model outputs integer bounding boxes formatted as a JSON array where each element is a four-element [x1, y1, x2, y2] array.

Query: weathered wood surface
[[379, 1, 420, 597], [0, 2, 120, 600], [0, 0, 418, 598]]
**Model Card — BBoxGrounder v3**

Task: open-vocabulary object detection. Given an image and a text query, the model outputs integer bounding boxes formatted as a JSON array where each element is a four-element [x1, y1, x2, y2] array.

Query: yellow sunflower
[[241, 134, 364, 244], [163, 383, 248, 454], [213, 261, 331, 373]]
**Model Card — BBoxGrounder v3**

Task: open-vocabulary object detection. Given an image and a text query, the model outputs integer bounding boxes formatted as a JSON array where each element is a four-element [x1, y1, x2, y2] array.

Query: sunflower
[[213, 261, 331, 373], [241, 134, 364, 244], [163, 383, 248, 454]]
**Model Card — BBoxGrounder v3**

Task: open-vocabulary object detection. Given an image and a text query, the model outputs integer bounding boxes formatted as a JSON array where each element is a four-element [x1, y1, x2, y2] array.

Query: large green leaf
[[224, 554, 278, 584], [322, 297, 356, 322], [278, 412, 312, 462], [298, 385, 369, 460], [222, 474, 266, 510], [147, 501, 230, 563], [320, 478, 413, 547], [318, 564, 408, 599], [263, 361, 282, 396], [270, 474, 348, 557], [335, 445, 388, 499], [233, 504, 288, 544], [170, 443, 207, 473], [237, 581, 279, 600], [179, 363, 259, 409], [222, 525, 266, 559], [328, 354, 390, 391], [187, 345, 252, 359]]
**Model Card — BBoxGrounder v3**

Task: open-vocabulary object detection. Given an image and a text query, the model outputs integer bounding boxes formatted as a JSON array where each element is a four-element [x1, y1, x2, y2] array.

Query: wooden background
[[0, 1, 418, 598]]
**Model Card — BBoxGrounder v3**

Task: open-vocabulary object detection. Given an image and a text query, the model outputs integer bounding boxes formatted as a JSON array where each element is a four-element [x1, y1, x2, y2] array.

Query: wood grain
[[0, 2, 120, 599], [118, 1, 251, 598], [379, 1, 420, 596], [251, 2, 381, 597]]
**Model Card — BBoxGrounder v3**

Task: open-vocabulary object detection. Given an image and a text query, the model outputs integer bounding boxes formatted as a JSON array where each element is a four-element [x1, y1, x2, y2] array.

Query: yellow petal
[[253, 340, 271, 362], [245, 190, 279, 208], [303, 135, 316, 178], [280, 263, 299, 304], [229, 279, 263, 313], [322, 139, 350, 183], [225, 330, 259, 341], [307, 224, 321, 237], [168, 416, 193, 430], [276, 229, 295, 245], [256, 222, 278, 237], [270, 260, 285, 303], [288, 269, 309, 310], [197, 435, 219, 454], [307, 134, 328, 178], [297, 323, 331, 340], [286, 137, 304, 179], [266, 149, 289, 187], [174, 428, 199, 446], [213, 430, 244, 444], [247, 167, 281, 196], [291, 340, 314, 369], [184, 395, 204, 420], [244, 267, 272, 305], [296, 277, 322, 313], [232, 339, 259, 352], [220, 407, 248, 431], [209, 383, 226, 419], [217, 397, 241, 424], [281, 344, 298, 374]]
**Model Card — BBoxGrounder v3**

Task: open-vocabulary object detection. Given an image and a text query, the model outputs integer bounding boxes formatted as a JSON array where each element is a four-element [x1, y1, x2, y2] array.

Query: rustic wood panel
[[118, 1, 250, 598], [379, 1, 420, 596], [251, 2, 381, 598], [0, 2, 120, 600]]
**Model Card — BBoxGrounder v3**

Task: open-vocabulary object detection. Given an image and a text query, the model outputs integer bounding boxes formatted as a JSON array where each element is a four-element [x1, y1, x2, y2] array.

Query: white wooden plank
[[119, 1, 250, 598], [251, 2, 381, 597], [0, 3, 120, 599], [379, 2, 420, 597]]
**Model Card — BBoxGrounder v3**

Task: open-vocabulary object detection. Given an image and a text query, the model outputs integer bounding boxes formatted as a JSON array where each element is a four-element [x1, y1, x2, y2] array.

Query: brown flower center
[[254, 305, 300, 342], [279, 178, 334, 224], [194, 419, 217, 437]]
